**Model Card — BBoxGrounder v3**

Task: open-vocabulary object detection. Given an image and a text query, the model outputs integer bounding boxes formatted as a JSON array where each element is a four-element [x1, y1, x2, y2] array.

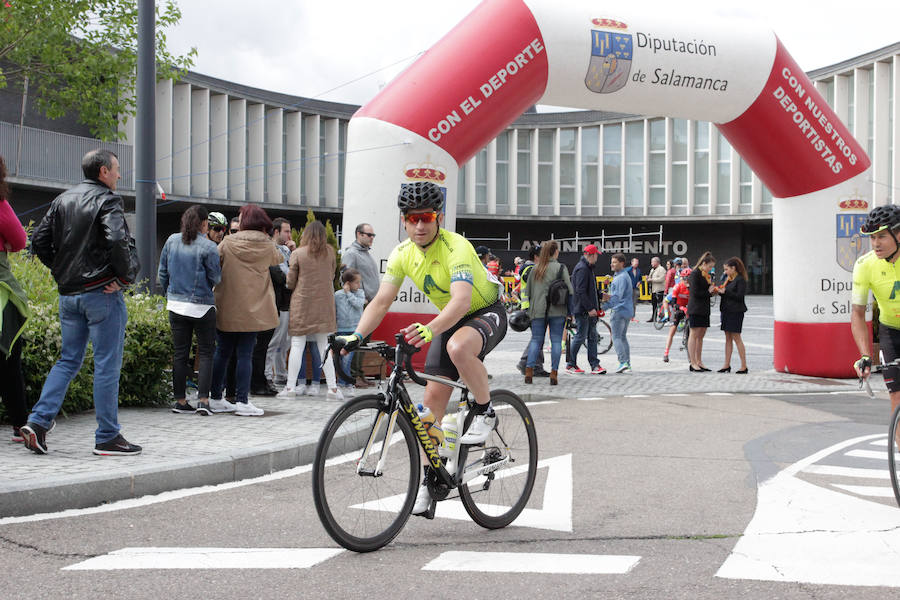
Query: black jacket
[[269, 264, 292, 312], [571, 256, 599, 315], [719, 275, 748, 314], [686, 268, 712, 317], [31, 180, 139, 295]]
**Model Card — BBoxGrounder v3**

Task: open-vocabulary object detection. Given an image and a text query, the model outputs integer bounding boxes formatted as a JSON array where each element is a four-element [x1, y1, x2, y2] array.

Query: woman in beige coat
[[210, 205, 283, 416], [278, 221, 342, 400]]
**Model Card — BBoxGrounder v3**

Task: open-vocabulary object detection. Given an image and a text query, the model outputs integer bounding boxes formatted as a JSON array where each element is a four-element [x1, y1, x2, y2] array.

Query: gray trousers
[[265, 310, 291, 381]]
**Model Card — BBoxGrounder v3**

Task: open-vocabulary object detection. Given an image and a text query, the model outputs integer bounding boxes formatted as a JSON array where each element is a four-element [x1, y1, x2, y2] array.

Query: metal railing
[[0, 121, 134, 189]]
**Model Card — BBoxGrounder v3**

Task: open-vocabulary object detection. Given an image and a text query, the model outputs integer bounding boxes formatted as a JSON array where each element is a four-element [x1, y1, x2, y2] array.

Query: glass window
[[581, 127, 599, 163], [625, 121, 644, 163], [560, 153, 575, 186], [559, 128, 576, 152], [538, 164, 552, 205], [538, 130, 554, 161], [823, 78, 835, 108], [338, 120, 347, 203], [496, 131, 509, 161], [582, 165, 598, 208], [717, 162, 730, 207], [695, 152, 709, 184], [761, 185, 773, 213], [649, 118, 665, 151], [475, 149, 487, 207], [517, 131, 531, 208], [625, 164, 643, 208], [693, 187, 709, 214], [672, 119, 688, 161], [717, 131, 731, 161], [694, 121, 709, 151], [603, 123, 622, 151], [457, 163, 466, 208], [496, 132, 509, 210], [602, 186, 621, 216], [603, 153, 621, 185], [671, 163, 687, 206], [649, 154, 665, 186]]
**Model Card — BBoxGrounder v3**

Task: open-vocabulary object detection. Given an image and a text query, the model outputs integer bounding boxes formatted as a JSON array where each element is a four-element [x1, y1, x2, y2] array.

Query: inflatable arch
[[342, 0, 871, 377]]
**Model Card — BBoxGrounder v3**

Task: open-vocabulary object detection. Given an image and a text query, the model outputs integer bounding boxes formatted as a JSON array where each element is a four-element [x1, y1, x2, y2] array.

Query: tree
[[0, 0, 196, 140]]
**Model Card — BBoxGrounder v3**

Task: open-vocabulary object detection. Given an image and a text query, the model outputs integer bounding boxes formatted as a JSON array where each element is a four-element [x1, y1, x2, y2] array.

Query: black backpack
[[547, 264, 568, 306]]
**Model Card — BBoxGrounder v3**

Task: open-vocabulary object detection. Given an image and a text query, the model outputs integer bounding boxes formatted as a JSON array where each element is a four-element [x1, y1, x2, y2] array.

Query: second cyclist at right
[[851, 205, 900, 414]]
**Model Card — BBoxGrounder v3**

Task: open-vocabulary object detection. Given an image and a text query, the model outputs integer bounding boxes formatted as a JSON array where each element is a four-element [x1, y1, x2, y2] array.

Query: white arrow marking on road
[[351, 454, 573, 532], [422, 551, 640, 574], [845, 449, 887, 460], [64, 547, 344, 571], [803, 464, 888, 479], [716, 433, 900, 587]]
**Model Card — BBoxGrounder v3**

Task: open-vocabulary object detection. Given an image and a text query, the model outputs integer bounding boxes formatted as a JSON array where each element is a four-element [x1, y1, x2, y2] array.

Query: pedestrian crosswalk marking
[[845, 449, 886, 460], [422, 551, 640, 574], [351, 454, 574, 532], [831, 483, 895, 498], [803, 464, 888, 479], [64, 547, 344, 571]]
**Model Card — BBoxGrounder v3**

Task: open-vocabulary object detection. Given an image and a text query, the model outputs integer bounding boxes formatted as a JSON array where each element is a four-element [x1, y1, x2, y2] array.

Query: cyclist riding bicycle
[[335, 181, 508, 514], [662, 269, 691, 362], [851, 204, 900, 413]]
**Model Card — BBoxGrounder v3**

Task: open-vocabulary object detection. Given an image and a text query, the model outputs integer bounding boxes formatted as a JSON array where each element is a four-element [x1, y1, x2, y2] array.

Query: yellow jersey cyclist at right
[[851, 204, 900, 413], [335, 181, 508, 516]]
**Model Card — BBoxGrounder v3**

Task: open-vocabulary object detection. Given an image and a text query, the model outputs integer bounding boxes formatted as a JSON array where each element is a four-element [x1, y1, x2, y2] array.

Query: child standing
[[335, 268, 365, 385]]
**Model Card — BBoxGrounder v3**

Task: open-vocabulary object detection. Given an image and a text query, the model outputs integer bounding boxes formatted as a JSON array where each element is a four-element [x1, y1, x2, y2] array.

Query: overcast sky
[[164, 0, 899, 110]]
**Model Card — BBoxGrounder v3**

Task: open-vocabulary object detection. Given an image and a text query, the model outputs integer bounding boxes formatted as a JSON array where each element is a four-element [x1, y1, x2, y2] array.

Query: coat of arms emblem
[[835, 198, 869, 272], [585, 18, 632, 94]]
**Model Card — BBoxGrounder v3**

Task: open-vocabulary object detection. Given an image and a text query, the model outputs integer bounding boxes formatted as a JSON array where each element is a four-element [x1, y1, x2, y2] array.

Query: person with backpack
[[515, 245, 550, 378], [523, 241, 572, 386]]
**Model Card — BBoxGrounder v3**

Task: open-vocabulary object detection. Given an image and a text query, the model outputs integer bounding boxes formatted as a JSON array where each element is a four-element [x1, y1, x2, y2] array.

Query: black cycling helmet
[[508, 310, 531, 332], [397, 181, 444, 213], [860, 205, 900, 235]]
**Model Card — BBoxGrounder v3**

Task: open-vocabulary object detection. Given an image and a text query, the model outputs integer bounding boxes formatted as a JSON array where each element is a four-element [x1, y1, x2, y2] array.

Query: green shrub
[[1, 250, 172, 423]]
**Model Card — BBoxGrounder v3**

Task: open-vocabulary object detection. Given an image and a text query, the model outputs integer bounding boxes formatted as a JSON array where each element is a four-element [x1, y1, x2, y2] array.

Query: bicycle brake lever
[[862, 377, 875, 398]]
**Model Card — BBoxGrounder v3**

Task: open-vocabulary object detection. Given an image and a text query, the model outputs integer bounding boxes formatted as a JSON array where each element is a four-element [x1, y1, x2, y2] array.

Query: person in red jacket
[[0, 156, 30, 443], [662, 270, 690, 362]]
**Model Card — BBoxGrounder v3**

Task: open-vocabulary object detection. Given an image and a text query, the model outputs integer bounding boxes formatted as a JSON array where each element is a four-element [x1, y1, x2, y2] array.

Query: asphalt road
[[3, 383, 899, 599]]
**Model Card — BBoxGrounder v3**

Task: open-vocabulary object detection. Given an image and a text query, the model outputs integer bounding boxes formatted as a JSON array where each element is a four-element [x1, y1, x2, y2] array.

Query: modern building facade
[[4, 41, 899, 294]]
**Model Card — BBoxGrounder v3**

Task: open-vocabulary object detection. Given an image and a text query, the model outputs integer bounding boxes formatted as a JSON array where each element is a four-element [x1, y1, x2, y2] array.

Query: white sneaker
[[209, 398, 237, 413], [234, 400, 264, 416], [326, 387, 345, 401], [305, 383, 321, 396], [458, 410, 496, 444], [276, 387, 297, 399], [412, 481, 432, 515]]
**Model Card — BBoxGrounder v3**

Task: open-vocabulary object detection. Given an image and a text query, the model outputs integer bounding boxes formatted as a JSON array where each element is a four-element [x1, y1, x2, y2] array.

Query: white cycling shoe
[[457, 411, 496, 445], [412, 481, 432, 515]]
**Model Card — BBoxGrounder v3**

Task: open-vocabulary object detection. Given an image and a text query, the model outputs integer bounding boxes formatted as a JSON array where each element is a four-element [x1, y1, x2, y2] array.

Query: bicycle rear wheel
[[458, 390, 538, 529], [889, 403, 900, 508], [596, 319, 613, 354], [652, 307, 666, 330], [312, 394, 420, 552]]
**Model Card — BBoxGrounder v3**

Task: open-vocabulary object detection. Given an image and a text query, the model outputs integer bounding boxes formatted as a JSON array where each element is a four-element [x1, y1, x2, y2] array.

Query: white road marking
[[871, 439, 888, 447], [421, 551, 640, 574], [624, 394, 649, 398], [845, 449, 887, 460], [352, 454, 574, 532], [830, 484, 895, 498], [576, 397, 606, 401], [64, 547, 343, 571], [625, 331, 774, 350], [717, 433, 900, 587], [661, 393, 689, 397], [803, 464, 889, 479], [706, 392, 733, 396]]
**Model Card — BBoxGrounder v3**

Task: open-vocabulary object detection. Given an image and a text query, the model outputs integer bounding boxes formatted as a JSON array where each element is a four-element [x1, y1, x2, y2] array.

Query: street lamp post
[[135, 0, 157, 291]]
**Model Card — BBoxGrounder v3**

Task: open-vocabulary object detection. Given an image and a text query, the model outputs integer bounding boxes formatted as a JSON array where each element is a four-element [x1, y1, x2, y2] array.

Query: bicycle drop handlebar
[[326, 333, 430, 388]]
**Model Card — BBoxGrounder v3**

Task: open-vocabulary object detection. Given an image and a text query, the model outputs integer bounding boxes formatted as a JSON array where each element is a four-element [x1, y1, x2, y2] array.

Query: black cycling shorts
[[424, 301, 508, 381], [878, 323, 900, 393]]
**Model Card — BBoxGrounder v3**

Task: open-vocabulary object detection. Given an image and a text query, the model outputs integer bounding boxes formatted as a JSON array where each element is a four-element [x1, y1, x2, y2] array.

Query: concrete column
[[155, 79, 173, 195], [247, 103, 264, 203], [552, 128, 560, 215], [530, 128, 539, 214], [873, 61, 891, 206], [171, 83, 191, 197], [708, 126, 718, 215], [834, 74, 850, 127], [574, 127, 582, 216], [325, 117, 339, 208], [642, 119, 650, 215], [305, 114, 320, 206], [190, 87, 209, 197], [686, 120, 695, 214], [486, 138, 497, 214], [266, 107, 284, 204], [893, 56, 900, 203], [730, 146, 740, 215], [853, 68, 870, 172], [285, 111, 302, 205], [508, 129, 518, 216], [209, 94, 228, 199], [751, 173, 763, 214], [664, 117, 673, 216], [227, 98, 246, 202], [465, 159, 476, 213]]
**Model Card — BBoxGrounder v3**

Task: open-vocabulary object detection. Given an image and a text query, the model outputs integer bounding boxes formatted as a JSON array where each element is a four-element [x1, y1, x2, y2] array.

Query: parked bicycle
[[312, 334, 538, 552], [561, 313, 613, 361]]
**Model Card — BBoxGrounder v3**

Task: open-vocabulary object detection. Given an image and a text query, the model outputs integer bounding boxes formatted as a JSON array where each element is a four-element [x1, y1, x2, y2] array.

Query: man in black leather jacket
[[21, 149, 142, 456]]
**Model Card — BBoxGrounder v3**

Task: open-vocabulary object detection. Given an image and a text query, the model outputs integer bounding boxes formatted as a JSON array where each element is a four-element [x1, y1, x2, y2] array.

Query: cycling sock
[[470, 401, 492, 416]]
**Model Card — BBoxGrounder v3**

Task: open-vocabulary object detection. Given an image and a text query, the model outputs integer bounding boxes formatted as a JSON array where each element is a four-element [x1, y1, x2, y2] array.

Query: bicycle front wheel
[[312, 394, 420, 552], [458, 390, 538, 529], [889, 403, 900, 508], [597, 319, 613, 354]]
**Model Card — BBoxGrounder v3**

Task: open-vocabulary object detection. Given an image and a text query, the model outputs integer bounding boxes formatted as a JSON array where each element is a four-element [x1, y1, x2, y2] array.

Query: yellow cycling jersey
[[383, 228, 500, 314], [851, 250, 900, 327]]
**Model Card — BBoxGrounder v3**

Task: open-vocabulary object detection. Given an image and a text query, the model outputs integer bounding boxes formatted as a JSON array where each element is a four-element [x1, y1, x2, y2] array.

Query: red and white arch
[[343, 0, 870, 377]]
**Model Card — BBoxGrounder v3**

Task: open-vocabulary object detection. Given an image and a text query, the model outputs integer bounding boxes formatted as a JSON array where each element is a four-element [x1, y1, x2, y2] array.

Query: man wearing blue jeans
[[566, 244, 606, 375], [24, 149, 142, 456], [602, 253, 634, 373]]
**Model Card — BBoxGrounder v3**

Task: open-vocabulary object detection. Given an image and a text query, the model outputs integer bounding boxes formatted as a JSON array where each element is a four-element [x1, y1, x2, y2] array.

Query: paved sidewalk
[[0, 348, 862, 519]]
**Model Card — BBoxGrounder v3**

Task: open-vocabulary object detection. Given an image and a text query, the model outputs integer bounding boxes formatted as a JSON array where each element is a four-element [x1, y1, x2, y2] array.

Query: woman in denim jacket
[[158, 205, 222, 415]]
